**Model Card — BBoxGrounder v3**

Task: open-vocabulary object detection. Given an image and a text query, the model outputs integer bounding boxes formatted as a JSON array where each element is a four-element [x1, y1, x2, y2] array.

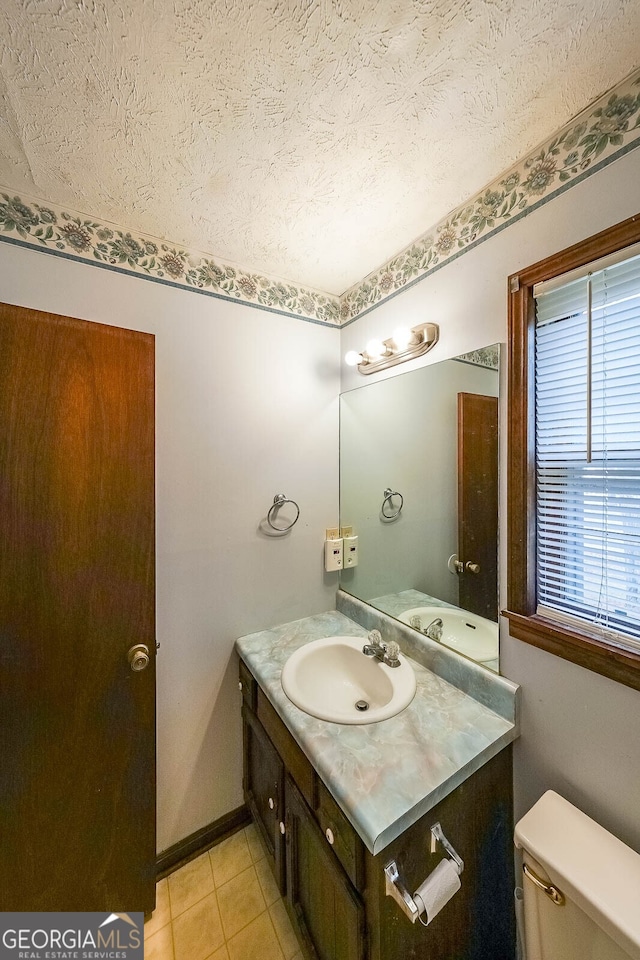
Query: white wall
[[0, 244, 341, 852], [340, 147, 640, 853]]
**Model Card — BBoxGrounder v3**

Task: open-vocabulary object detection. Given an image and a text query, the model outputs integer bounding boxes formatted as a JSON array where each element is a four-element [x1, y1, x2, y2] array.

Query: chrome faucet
[[409, 615, 444, 642], [362, 629, 401, 668], [424, 617, 444, 642]]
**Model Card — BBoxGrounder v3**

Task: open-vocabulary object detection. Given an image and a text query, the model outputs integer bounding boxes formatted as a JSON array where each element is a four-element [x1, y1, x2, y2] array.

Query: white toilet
[[515, 791, 640, 960]]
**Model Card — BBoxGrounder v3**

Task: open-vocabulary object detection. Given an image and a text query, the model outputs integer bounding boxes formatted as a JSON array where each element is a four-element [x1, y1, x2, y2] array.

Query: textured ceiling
[[1, 0, 639, 295]]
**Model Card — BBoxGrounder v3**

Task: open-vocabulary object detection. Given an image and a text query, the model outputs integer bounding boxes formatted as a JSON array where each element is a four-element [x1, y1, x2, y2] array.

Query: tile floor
[[144, 823, 304, 960]]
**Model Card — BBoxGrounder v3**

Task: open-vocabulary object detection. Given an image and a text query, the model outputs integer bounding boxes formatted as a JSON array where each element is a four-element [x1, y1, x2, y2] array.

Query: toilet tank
[[515, 791, 640, 960]]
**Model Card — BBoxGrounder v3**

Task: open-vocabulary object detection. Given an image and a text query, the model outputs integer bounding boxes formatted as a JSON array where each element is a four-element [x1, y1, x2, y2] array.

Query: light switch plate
[[324, 538, 343, 571]]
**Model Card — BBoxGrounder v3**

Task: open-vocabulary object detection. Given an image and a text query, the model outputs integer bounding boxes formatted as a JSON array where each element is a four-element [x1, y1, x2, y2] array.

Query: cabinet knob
[[268, 797, 275, 810], [325, 827, 335, 845], [279, 821, 286, 835], [238, 680, 243, 691]]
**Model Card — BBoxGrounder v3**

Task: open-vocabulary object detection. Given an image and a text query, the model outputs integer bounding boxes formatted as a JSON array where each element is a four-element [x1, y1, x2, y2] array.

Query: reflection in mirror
[[339, 345, 500, 673]]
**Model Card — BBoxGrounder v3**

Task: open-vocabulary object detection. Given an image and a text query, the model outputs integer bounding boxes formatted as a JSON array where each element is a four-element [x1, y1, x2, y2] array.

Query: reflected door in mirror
[[457, 392, 498, 622]]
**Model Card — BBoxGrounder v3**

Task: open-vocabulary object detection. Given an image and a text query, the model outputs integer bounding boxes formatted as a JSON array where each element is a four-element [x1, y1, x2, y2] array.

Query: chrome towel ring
[[267, 493, 300, 532], [381, 487, 403, 520]]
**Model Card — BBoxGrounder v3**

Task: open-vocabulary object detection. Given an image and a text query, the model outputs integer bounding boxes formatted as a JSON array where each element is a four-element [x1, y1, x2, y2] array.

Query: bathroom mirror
[[339, 345, 500, 672]]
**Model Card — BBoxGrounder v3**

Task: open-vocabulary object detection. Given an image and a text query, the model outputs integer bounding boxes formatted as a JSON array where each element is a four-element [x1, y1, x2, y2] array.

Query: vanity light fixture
[[344, 322, 439, 375]]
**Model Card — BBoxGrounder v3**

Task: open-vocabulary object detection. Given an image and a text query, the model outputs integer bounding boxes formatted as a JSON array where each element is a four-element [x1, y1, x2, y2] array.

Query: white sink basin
[[398, 606, 498, 663], [281, 636, 417, 724]]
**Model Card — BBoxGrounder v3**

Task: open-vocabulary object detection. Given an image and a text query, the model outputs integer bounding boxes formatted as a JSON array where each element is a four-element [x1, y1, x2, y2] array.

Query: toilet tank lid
[[515, 791, 640, 960]]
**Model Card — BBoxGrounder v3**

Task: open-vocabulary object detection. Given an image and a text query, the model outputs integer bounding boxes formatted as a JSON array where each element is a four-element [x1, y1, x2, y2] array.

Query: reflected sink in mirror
[[339, 343, 501, 673], [281, 636, 417, 724], [398, 605, 499, 668]]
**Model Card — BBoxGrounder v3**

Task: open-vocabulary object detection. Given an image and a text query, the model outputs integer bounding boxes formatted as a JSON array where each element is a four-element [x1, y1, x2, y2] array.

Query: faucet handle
[[383, 640, 401, 667], [367, 629, 382, 645]]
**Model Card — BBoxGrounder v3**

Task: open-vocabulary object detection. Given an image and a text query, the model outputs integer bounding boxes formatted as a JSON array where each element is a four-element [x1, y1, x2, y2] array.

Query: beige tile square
[[204, 946, 230, 960], [145, 877, 171, 938], [226, 910, 284, 960], [217, 864, 267, 940], [144, 923, 174, 960], [254, 857, 281, 907], [269, 900, 301, 960], [244, 822, 267, 863], [209, 830, 253, 887], [172, 892, 225, 960], [168, 851, 215, 918]]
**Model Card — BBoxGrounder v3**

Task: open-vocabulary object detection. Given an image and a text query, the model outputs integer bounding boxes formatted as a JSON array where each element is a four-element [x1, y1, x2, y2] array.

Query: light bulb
[[344, 350, 363, 367], [365, 339, 386, 360], [391, 327, 412, 351]]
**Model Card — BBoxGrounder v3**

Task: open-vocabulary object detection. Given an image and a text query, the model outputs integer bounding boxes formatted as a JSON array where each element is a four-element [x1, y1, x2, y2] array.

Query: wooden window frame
[[505, 212, 640, 692]]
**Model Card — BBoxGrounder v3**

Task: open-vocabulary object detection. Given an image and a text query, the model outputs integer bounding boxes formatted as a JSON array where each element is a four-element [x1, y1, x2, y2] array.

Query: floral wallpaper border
[[0, 69, 639, 327], [0, 195, 342, 326], [340, 67, 640, 324]]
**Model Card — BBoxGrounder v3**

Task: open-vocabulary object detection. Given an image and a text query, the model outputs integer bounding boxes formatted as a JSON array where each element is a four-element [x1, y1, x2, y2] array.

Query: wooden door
[[457, 393, 498, 622], [0, 302, 155, 911]]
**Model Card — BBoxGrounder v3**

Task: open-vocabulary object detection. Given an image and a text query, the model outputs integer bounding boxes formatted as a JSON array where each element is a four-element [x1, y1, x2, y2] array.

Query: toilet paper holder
[[384, 822, 464, 924]]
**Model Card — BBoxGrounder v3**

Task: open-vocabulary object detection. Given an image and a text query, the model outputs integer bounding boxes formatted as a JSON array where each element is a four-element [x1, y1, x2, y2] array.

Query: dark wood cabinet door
[[242, 705, 286, 892], [285, 778, 365, 960], [374, 746, 515, 960], [0, 303, 155, 911]]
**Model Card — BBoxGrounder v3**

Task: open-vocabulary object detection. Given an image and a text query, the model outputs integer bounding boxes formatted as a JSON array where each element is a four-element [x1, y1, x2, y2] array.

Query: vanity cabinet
[[240, 658, 515, 960]]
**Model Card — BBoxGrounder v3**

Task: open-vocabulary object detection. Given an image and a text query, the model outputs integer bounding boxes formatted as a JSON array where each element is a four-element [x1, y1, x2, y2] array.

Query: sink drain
[[355, 700, 369, 712]]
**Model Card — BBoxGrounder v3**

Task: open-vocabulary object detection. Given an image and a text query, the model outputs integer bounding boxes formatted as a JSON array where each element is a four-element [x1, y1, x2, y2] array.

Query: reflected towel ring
[[381, 488, 403, 519], [267, 493, 300, 532]]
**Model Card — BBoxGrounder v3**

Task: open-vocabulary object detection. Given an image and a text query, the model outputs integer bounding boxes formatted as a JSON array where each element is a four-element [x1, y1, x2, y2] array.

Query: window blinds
[[534, 249, 640, 651]]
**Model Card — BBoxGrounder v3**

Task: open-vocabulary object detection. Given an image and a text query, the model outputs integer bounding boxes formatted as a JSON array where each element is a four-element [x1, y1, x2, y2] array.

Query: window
[[506, 214, 640, 691], [535, 245, 640, 647]]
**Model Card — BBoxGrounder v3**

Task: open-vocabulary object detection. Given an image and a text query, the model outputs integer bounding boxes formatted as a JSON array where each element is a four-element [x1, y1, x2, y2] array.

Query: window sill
[[502, 610, 640, 692]]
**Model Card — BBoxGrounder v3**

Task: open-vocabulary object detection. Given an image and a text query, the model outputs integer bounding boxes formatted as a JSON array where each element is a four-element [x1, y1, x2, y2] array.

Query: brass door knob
[[128, 644, 150, 672], [449, 555, 480, 575]]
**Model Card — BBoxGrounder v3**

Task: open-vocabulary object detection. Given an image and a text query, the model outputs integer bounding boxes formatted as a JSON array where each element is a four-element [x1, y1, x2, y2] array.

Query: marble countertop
[[370, 588, 457, 619], [236, 609, 518, 855]]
